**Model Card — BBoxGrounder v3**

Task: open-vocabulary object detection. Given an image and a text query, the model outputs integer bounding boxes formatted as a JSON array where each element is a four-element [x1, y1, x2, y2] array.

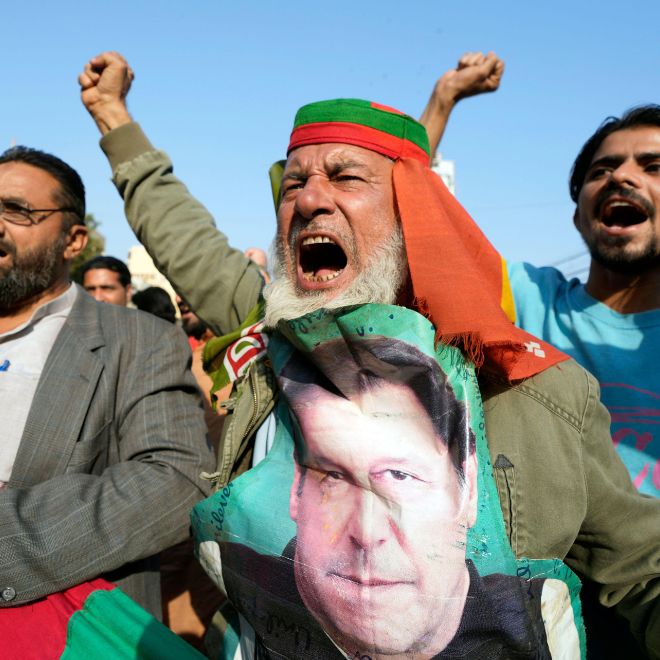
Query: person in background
[[244, 246, 270, 283], [81, 254, 132, 305], [132, 285, 177, 323]]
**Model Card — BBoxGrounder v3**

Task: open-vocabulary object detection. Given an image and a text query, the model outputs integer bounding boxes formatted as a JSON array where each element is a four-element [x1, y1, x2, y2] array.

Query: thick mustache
[[595, 185, 655, 219]]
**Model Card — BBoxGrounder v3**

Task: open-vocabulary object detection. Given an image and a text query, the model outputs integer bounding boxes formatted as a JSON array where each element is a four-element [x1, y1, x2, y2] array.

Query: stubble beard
[[0, 235, 66, 312], [263, 223, 407, 328], [583, 186, 659, 275], [585, 230, 659, 276]]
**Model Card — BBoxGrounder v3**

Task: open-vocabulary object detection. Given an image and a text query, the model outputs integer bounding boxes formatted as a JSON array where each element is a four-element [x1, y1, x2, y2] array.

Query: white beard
[[263, 224, 407, 328]]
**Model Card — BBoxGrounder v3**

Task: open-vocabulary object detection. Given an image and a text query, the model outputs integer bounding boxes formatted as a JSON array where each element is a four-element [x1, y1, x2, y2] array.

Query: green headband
[[287, 98, 430, 165]]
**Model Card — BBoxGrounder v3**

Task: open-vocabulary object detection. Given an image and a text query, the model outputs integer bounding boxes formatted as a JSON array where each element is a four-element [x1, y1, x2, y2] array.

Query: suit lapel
[[10, 288, 106, 488]]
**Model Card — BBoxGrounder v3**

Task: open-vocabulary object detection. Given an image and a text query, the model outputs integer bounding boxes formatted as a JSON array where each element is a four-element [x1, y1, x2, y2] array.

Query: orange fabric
[[394, 157, 568, 381]]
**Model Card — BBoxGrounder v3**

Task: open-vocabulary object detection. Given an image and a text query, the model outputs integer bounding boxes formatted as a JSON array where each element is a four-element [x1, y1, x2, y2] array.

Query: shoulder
[[508, 262, 583, 324], [481, 358, 598, 434], [220, 540, 298, 598], [508, 261, 569, 292], [70, 286, 189, 356]]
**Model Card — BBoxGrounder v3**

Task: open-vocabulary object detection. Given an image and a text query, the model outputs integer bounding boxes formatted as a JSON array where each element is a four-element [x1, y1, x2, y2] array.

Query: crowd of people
[[0, 49, 657, 659]]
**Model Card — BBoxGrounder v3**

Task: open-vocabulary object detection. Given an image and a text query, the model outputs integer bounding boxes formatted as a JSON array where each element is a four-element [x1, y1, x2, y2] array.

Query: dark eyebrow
[[588, 155, 624, 171], [589, 151, 660, 171], [637, 151, 660, 162], [1, 196, 31, 207]]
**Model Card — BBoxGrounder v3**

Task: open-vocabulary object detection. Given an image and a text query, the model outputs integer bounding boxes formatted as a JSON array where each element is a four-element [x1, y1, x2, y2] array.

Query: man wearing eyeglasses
[[0, 146, 213, 615]]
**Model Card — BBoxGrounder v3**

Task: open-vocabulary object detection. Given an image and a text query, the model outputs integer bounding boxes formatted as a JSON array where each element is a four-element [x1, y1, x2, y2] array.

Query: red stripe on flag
[[288, 122, 430, 165], [0, 579, 115, 659]]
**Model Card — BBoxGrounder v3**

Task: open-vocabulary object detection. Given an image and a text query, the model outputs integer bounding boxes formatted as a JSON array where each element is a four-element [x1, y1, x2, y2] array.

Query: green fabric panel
[[62, 588, 205, 659], [269, 159, 286, 209], [293, 98, 430, 156]]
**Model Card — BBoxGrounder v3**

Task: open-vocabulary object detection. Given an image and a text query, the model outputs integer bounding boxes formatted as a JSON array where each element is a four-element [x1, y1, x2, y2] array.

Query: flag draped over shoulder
[[392, 156, 568, 380]]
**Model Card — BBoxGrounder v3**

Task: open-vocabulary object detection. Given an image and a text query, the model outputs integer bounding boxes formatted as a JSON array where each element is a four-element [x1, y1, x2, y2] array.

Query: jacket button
[[1, 587, 16, 602]]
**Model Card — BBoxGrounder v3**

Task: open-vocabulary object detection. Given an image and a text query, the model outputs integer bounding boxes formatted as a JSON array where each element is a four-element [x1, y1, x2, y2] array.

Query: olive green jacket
[[100, 122, 660, 657]]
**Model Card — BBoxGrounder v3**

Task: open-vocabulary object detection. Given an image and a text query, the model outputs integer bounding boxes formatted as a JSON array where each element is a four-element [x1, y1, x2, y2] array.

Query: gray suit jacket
[[0, 285, 213, 615]]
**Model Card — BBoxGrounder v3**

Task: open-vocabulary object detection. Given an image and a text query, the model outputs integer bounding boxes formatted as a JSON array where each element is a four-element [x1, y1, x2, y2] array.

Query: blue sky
[[4, 1, 659, 279]]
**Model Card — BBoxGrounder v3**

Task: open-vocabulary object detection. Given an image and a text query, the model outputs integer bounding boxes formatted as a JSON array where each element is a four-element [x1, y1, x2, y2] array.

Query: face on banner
[[191, 306, 585, 660], [281, 336, 477, 658]]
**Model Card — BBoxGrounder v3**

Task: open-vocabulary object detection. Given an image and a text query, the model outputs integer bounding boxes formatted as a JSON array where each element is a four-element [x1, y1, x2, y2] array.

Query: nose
[[347, 487, 393, 550], [90, 289, 105, 302], [610, 160, 642, 189], [294, 175, 336, 221]]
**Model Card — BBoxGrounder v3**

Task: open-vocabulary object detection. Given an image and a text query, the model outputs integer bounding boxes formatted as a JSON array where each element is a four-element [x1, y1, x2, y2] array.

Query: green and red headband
[[287, 98, 431, 166]]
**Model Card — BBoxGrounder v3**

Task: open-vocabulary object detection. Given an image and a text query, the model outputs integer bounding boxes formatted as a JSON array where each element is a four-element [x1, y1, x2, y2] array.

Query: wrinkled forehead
[[283, 142, 396, 175]]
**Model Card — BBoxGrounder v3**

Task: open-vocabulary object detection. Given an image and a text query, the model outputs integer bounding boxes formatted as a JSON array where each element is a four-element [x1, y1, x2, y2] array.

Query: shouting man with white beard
[[81, 52, 659, 659]]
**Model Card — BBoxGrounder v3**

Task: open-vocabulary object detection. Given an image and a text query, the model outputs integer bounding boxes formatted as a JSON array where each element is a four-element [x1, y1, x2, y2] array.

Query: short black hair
[[0, 146, 85, 227], [133, 287, 177, 324], [569, 104, 660, 203], [80, 255, 132, 288], [279, 335, 476, 483]]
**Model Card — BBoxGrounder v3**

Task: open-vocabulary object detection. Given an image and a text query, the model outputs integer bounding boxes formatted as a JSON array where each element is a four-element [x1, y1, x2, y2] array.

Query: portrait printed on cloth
[[193, 307, 584, 660]]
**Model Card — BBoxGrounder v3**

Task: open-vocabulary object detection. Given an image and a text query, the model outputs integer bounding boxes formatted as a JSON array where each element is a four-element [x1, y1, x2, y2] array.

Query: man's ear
[[572, 207, 580, 231], [464, 452, 478, 529], [125, 283, 133, 303], [63, 224, 88, 261]]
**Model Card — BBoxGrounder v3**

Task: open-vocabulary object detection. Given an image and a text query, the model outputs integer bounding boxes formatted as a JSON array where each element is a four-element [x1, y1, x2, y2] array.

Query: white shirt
[[0, 285, 77, 487]]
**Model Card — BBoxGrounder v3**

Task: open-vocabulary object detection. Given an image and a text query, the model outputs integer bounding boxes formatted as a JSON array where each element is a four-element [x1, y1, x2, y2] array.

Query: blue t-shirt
[[508, 262, 660, 497]]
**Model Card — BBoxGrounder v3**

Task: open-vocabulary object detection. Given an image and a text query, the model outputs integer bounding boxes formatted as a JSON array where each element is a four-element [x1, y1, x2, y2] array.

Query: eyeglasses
[[0, 199, 80, 226]]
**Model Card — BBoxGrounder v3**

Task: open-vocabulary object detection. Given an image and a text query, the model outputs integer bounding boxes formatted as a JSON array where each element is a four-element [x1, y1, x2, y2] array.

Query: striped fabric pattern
[[288, 98, 431, 164]]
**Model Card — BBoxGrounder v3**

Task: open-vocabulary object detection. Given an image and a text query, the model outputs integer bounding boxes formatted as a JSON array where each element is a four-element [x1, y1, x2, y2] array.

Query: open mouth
[[298, 235, 348, 283], [599, 199, 649, 228]]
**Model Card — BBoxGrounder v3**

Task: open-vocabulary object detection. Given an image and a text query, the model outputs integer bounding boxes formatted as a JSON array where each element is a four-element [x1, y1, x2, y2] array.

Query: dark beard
[[0, 235, 66, 311], [587, 234, 659, 275], [587, 183, 659, 275]]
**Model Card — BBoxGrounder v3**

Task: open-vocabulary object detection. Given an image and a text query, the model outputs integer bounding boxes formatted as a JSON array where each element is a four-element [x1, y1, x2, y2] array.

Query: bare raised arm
[[419, 51, 505, 156], [79, 51, 135, 135]]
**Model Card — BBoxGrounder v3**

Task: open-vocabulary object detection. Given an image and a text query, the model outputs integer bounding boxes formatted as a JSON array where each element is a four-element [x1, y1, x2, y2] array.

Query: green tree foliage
[[71, 214, 106, 283]]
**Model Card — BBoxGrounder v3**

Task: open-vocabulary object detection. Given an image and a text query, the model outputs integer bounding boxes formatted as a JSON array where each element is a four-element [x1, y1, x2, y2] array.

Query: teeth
[[302, 269, 343, 282], [608, 201, 634, 209], [301, 236, 335, 246]]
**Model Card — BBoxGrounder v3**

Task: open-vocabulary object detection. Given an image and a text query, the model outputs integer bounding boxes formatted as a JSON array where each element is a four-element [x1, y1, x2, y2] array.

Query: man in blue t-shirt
[[507, 106, 660, 498], [419, 62, 659, 499]]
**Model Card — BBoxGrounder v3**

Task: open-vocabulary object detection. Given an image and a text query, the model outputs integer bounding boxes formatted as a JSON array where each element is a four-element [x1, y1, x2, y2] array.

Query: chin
[[263, 277, 331, 327], [589, 242, 659, 275]]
